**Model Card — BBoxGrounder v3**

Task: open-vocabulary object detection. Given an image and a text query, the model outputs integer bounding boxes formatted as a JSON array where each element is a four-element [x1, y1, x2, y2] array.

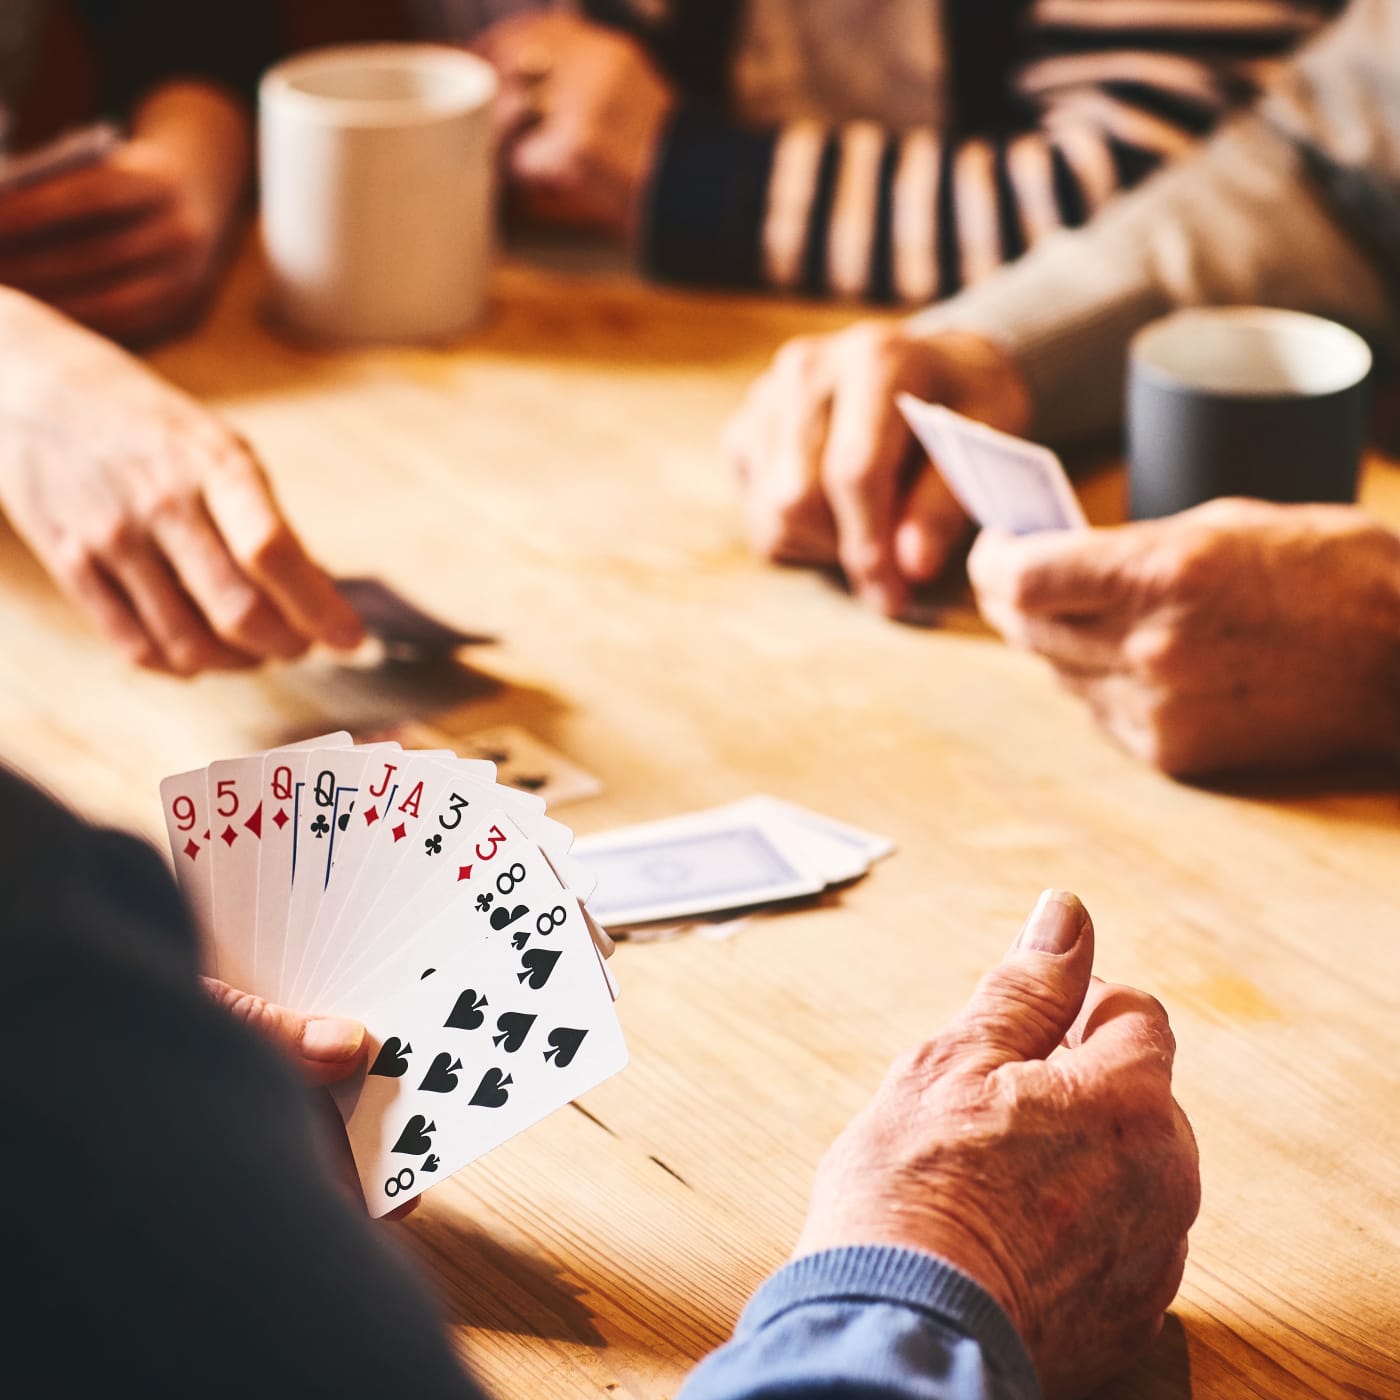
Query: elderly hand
[[796, 890, 1199, 1398], [0, 290, 364, 675], [476, 13, 676, 240], [0, 84, 250, 344], [726, 322, 1029, 616], [969, 498, 1400, 776]]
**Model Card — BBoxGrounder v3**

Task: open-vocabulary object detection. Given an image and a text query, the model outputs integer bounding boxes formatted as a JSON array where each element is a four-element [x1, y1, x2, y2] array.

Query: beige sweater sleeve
[[910, 0, 1400, 447]]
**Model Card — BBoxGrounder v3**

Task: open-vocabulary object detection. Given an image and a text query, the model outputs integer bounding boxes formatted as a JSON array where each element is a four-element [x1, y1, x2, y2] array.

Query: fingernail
[[301, 1017, 365, 1062], [1016, 889, 1089, 954], [330, 620, 366, 651]]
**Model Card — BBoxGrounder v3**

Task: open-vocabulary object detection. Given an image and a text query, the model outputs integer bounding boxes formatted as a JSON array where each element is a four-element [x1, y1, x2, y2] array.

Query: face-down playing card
[[333, 811, 627, 1217]]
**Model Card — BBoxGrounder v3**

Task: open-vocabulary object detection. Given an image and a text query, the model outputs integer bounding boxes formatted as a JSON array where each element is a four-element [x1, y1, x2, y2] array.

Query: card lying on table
[[160, 734, 625, 1217], [896, 395, 1087, 534], [574, 795, 894, 928]]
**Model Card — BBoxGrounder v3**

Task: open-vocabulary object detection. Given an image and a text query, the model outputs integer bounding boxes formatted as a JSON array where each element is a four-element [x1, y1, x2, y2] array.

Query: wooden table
[[3, 248, 1398, 1400]]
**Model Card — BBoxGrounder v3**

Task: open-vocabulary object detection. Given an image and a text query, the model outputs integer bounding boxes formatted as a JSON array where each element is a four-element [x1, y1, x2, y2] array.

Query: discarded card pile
[[160, 733, 625, 1216], [574, 795, 894, 928]]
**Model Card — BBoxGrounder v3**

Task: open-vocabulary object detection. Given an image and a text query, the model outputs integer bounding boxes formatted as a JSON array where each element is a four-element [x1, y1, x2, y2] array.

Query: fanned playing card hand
[[160, 734, 625, 1217]]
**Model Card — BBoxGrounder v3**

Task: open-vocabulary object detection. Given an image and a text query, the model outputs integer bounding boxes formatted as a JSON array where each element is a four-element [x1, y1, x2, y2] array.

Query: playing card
[[0, 121, 120, 196], [897, 395, 1087, 533], [456, 725, 604, 807], [320, 766, 589, 1009], [281, 746, 397, 1002], [306, 756, 498, 985], [205, 754, 271, 991], [293, 747, 455, 1005], [729, 796, 894, 879], [336, 577, 495, 660], [574, 814, 828, 926], [334, 812, 627, 1217], [159, 767, 216, 972], [251, 733, 355, 998]]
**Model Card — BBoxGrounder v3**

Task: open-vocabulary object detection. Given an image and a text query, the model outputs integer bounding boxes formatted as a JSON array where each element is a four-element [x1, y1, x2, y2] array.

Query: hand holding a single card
[[476, 14, 676, 239], [970, 499, 1400, 776], [0, 293, 363, 673], [0, 84, 250, 343], [727, 323, 1030, 615], [794, 892, 1199, 1399]]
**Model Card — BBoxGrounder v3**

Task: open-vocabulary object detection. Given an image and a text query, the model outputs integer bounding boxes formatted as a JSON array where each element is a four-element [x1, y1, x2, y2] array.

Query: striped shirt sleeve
[[640, 0, 1344, 302]]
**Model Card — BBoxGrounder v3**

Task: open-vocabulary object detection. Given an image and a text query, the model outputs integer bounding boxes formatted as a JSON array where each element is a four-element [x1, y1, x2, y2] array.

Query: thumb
[[952, 890, 1095, 1067], [203, 978, 366, 1087]]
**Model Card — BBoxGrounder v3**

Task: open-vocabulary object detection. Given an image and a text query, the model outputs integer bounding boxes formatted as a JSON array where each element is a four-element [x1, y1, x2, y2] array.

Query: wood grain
[[3, 245, 1398, 1399]]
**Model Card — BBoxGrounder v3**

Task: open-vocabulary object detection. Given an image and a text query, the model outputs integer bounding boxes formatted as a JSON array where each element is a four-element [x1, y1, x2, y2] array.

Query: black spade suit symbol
[[492, 1011, 536, 1052], [421, 1154, 441, 1174], [392, 1115, 436, 1155], [369, 1037, 412, 1077], [518, 947, 561, 990], [490, 903, 529, 932], [420, 1053, 463, 1093], [543, 1027, 588, 1069], [444, 989, 488, 1030], [468, 1068, 513, 1108]]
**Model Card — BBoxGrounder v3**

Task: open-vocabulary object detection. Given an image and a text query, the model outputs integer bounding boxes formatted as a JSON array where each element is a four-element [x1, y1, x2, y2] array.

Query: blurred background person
[[0, 285, 363, 674], [0, 0, 279, 343], [726, 0, 1399, 618], [0, 4, 361, 675], [447, 0, 1342, 302]]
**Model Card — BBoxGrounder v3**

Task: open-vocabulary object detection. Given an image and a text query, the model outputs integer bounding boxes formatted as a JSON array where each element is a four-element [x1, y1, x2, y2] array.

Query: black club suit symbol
[[311, 815, 330, 838], [424, 833, 443, 855], [475, 893, 493, 913]]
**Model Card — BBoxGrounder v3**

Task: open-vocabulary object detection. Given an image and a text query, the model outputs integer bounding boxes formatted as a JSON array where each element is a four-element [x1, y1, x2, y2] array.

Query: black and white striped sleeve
[[640, 0, 1343, 303]]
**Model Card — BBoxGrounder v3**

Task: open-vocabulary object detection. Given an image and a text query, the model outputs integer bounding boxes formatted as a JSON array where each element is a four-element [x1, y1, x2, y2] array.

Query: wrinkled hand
[[796, 891, 1200, 1399], [476, 14, 676, 239], [970, 499, 1400, 776], [203, 978, 417, 1218], [0, 135, 228, 343], [0, 291, 364, 674], [726, 323, 1030, 615]]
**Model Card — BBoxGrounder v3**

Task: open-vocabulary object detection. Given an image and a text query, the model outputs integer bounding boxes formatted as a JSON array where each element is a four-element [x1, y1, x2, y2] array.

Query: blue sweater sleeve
[[679, 1246, 1041, 1400]]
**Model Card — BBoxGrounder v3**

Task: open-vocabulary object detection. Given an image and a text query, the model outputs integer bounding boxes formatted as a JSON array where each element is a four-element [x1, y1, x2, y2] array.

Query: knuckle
[[839, 539, 888, 581], [87, 511, 142, 561], [237, 520, 296, 577], [126, 637, 166, 671], [50, 535, 99, 584], [145, 484, 201, 529], [208, 586, 266, 643], [773, 335, 821, 377], [1124, 625, 1183, 682]]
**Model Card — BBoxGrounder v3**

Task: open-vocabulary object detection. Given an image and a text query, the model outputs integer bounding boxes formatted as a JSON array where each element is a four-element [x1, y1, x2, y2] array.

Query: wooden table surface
[[3, 248, 1398, 1400]]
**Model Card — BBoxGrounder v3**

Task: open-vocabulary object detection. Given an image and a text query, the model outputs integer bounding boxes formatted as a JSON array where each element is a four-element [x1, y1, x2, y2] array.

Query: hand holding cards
[[897, 395, 1087, 534], [160, 734, 625, 1216]]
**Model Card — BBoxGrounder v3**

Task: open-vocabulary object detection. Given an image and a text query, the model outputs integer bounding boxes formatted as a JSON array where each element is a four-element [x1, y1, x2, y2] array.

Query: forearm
[[680, 1247, 1040, 1400], [912, 117, 1395, 447]]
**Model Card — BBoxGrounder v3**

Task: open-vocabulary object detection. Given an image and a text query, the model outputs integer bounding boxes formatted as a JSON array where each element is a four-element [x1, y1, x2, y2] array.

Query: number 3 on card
[[475, 824, 507, 861]]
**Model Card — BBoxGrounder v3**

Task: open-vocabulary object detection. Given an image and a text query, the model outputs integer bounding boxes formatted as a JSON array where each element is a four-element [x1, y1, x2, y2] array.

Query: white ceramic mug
[[260, 44, 498, 343]]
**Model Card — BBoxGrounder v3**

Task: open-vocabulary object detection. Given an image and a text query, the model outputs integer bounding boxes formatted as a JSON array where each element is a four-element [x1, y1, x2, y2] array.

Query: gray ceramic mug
[[1127, 307, 1372, 520]]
